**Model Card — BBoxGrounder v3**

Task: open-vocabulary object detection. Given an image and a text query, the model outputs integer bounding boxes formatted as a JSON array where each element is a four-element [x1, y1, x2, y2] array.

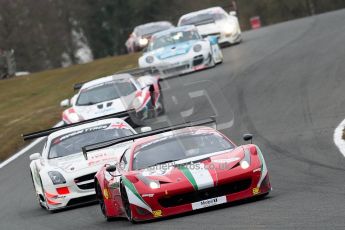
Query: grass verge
[[0, 53, 140, 162]]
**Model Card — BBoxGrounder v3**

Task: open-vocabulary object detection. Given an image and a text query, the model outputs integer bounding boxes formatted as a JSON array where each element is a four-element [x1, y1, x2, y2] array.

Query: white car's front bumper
[[153, 51, 214, 77], [43, 171, 97, 210]]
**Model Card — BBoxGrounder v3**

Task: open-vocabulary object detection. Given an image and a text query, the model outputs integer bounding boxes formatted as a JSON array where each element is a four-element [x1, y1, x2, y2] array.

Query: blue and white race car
[[138, 25, 223, 77]]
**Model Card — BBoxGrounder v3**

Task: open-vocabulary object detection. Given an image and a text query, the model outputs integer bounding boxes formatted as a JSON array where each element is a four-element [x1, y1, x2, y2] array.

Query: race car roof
[[152, 25, 197, 38], [179, 6, 225, 22], [80, 73, 133, 90]]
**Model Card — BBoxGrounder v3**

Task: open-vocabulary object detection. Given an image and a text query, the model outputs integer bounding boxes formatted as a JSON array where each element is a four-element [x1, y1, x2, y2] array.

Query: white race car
[[60, 73, 163, 125], [178, 7, 242, 46], [25, 118, 138, 211], [138, 25, 223, 77]]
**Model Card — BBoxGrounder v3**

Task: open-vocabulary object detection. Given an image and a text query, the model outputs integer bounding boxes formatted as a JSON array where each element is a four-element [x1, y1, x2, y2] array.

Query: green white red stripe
[[179, 163, 214, 190], [255, 146, 268, 188], [122, 177, 152, 213]]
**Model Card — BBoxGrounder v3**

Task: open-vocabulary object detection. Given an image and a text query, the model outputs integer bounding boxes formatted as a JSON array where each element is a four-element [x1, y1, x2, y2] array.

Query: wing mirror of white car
[[60, 99, 70, 107], [140, 126, 152, 133], [106, 164, 117, 173], [243, 134, 253, 143], [29, 153, 41, 161], [229, 11, 237, 17]]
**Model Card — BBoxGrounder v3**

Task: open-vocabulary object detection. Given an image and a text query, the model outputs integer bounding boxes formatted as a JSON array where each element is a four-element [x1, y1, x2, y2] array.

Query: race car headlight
[[139, 38, 148, 46], [224, 24, 236, 35], [149, 181, 160, 189], [240, 160, 250, 169], [145, 56, 154, 64], [48, 171, 66, 185], [193, 44, 202, 53]]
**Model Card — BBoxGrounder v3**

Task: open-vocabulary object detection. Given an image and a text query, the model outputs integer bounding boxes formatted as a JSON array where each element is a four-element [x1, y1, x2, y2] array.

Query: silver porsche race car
[[138, 25, 223, 77]]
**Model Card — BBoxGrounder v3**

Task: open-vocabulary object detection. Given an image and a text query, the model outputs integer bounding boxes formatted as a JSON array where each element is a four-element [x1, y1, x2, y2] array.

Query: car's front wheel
[[95, 180, 112, 221], [120, 182, 135, 223], [30, 171, 45, 209]]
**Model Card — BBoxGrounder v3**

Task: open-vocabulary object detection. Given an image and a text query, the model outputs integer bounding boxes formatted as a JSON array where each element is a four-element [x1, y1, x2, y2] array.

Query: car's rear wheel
[[120, 182, 135, 223]]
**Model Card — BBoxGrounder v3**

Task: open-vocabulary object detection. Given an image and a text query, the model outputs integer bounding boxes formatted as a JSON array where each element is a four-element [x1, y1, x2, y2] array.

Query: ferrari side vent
[[82, 117, 216, 160], [22, 109, 135, 141]]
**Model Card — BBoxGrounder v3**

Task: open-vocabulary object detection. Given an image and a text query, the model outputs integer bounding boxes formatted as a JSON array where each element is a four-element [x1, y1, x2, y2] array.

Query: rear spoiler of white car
[[82, 117, 216, 160], [73, 67, 161, 91], [116, 66, 160, 77], [21, 109, 135, 141]]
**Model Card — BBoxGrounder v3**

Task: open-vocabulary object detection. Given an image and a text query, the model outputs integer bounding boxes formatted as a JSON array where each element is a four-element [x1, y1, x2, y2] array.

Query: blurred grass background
[[0, 53, 140, 161]]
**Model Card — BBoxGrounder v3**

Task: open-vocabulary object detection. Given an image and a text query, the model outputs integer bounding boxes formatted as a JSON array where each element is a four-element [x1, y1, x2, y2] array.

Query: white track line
[[333, 118, 345, 158], [0, 121, 64, 169]]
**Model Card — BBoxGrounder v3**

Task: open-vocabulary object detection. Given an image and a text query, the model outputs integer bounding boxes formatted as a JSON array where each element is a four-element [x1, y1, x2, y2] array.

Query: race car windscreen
[[148, 30, 200, 51], [132, 133, 234, 170], [76, 81, 136, 106], [48, 125, 133, 159], [180, 12, 226, 26], [135, 22, 172, 36]]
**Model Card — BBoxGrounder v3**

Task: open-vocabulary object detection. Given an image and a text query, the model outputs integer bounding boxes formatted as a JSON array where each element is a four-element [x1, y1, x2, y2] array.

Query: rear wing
[[115, 67, 160, 77], [72, 67, 161, 91], [82, 117, 216, 160], [22, 109, 135, 141]]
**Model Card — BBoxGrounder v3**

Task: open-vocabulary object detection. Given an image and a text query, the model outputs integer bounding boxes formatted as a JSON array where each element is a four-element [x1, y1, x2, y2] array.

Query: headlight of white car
[[224, 23, 237, 35], [139, 38, 148, 46], [48, 171, 66, 185], [145, 56, 154, 64], [193, 44, 202, 52]]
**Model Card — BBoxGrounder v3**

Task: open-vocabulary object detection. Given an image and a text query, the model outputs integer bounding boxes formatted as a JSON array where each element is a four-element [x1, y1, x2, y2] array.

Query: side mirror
[[243, 134, 253, 142], [106, 165, 117, 173], [229, 11, 237, 17], [29, 153, 40, 161], [60, 99, 70, 107], [140, 126, 152, 133]]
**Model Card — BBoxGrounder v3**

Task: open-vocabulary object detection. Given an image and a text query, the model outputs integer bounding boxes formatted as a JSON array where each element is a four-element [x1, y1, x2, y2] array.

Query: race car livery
[[86, 119, 271, 222], [178, 7, 242, 46], [138, 26, 223, 77], [61, 73, 163, 125], [27, 118, 137, 211]]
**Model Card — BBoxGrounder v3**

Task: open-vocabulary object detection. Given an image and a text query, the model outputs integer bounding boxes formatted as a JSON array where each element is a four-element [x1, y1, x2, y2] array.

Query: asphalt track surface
[[1, 10, 345, 230]]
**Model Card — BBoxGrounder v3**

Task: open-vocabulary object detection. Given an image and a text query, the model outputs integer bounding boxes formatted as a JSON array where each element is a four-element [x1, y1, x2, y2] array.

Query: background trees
[[0, 0, 344, 72]]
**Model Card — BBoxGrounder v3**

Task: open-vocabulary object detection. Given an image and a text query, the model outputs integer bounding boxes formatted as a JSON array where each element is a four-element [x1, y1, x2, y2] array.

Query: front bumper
[[130, 172, 271, 221], [155, 52, 214, 78], [43, 172, 98, 210]]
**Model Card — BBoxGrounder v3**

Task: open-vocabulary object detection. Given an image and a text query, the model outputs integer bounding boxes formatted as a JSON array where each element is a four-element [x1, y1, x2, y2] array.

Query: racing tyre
[[95, 181, 112, 221], [120, 182, 135, 223], [30, 171, 45, 209]]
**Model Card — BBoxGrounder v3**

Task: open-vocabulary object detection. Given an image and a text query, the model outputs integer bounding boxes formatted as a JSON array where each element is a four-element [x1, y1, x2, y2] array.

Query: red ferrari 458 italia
[[82, 119, 271, 222]]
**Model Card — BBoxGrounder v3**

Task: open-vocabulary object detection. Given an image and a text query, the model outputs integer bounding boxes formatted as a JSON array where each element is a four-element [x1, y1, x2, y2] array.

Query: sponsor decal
[[52, 124, 110, 145], [103, 188, 110, 199], [152, 210, 163, 218], [141, 194, 154, 198], [252, 187, 260, 195], [192, 196, 227, 210]]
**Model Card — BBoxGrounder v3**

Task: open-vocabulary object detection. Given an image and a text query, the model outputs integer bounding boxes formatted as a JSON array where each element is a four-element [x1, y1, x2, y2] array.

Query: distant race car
[[84, 118, 271, 222], [60, 73, 164, 125], [125, 21, 174, 53], [138, 26, 223, 77], [178, 7, 242, 46], [24, 117, 139, 211]]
